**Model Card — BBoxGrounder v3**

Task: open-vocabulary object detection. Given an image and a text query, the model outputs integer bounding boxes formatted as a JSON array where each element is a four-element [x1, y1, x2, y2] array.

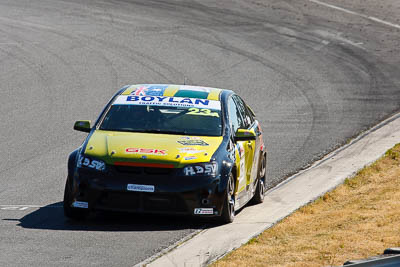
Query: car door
[[242, 98, 263, 187], [232, 95, 257, 191], [227, 96, 247, 196]]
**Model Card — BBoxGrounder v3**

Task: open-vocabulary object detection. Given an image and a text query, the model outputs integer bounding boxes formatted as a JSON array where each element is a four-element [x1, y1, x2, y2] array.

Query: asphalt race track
[[1, 0, 399, 266]]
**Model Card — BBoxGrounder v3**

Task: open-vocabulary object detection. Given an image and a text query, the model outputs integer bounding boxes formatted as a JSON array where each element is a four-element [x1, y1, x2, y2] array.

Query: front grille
[[142, 193, 187, 212], [99, 192, 141, 210], [114, 166, 142, 174], [144, 168, 173, 175], [114, 166, 174, 176], [96, 192, 187, 213]]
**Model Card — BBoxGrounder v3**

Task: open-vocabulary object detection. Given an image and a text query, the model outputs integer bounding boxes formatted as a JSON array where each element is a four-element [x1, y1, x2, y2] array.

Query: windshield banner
[[113, 95, 221, 110]]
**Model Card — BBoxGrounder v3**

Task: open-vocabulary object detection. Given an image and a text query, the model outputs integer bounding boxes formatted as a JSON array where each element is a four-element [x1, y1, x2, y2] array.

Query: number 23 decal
[[187, 108, 219, 117]]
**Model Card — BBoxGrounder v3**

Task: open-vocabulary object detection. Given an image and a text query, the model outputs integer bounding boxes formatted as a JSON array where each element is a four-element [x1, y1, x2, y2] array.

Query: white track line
[[0, 205, 62, 208], [309, 0, 400, 30]]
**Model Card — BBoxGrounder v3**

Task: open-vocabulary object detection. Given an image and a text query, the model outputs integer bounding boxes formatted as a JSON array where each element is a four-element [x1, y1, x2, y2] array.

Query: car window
[[228, 96, 245, 133], [233, 95, 252, 128], [246, 104, 256, 122], [244, 102, 255, 125], [100, 96, 222, 136]]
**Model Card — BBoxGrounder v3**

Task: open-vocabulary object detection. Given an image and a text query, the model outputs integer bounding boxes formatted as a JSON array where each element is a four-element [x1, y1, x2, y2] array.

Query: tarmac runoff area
[[137, 112, 400, 267]]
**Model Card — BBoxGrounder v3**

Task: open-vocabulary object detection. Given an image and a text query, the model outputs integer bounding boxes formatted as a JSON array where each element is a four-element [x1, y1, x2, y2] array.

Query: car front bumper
[[70, 167, 225, 216]]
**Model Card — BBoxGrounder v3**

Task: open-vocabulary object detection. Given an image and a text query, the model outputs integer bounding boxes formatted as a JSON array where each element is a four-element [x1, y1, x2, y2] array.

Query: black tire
[[251, 177, 265, 204], [220, 173, 235, 224], [63, 177, 88, 220], [251, 153, 266, 204]]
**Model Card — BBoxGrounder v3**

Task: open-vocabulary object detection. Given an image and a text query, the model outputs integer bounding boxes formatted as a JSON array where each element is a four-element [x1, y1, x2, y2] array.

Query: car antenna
[[184, 76, 187, 85]]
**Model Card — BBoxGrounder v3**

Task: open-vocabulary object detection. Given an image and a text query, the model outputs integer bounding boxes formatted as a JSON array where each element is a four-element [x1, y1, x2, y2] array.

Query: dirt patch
[[213, 144, 400, 266]]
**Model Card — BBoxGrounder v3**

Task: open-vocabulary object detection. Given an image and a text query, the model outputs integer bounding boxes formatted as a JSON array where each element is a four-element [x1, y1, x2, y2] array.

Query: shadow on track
[[11, 202, 214, 232]]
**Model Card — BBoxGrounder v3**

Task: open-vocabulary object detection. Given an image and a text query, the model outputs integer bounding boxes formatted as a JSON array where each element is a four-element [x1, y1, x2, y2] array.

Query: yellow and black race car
[[64, 84, 267, 223]]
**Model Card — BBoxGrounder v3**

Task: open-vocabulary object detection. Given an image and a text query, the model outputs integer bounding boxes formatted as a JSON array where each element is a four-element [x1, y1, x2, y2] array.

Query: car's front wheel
[[63, 177, 88, 220], [219, 173, 235, 224]]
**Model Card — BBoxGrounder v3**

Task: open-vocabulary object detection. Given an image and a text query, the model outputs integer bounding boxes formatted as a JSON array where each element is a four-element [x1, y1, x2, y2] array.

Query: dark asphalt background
[[0, 0, 399, 266]]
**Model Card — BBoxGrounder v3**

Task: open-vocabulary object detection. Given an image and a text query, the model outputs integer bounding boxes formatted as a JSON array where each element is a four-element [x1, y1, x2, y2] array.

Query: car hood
[[84, 130, 223, 168]]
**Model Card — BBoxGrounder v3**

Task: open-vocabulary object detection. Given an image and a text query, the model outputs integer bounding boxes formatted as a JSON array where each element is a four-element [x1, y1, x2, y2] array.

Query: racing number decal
[[244, 139, 255, 190], [187, 108, 219, 117], [237, 139, 256, 195], [236, 143, 246, 192]]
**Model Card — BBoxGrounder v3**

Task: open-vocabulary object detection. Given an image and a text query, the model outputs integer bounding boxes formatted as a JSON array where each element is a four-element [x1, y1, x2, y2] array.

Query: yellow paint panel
[[163, 85, 180, 97], [121, 85, 139, 95], [85, 130, 223, 168], [207, 88, 222, 100]]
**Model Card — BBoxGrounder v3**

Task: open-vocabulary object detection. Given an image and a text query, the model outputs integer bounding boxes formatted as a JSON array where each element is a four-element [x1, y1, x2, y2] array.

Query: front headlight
[[77, 154, 106, 172], [182, 162, 218, 176]]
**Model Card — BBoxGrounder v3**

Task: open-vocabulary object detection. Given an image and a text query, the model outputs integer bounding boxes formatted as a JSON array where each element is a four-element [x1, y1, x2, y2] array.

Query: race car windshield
[[100, 105, 222, 136]]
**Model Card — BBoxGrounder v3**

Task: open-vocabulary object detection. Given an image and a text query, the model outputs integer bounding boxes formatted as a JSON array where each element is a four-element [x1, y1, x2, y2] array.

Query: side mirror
[[74, 120, 91, 133], [234, 129, 256, 142]]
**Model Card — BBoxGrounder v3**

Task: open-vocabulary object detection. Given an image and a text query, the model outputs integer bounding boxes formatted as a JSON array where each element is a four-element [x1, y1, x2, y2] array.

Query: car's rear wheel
[[220, 173, 235, 224], [252, 153, 266, 204], [252, 177, 265, 204], [63, 177, 88, 220]]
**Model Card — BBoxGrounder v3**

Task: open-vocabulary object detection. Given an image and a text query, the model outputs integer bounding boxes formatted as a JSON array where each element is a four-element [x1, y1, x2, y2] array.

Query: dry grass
[[213, 144, 400, 267]]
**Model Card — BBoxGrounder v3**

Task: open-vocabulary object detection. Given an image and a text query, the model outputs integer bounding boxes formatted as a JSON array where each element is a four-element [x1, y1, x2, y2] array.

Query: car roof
[[120, 84, 232, 101]]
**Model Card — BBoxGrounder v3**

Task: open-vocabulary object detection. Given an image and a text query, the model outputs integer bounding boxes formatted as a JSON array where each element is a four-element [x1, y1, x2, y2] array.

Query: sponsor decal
[[258, 124, 264, 151], [184, 156, 197, 161], [237, 143, 245, 158], [178, 147, 206, 154], [183, 164, 217, 176], [194, 208, 214, 215], [131, 85, 168, 96], [133, 86, 146, 96], [177, 140, 209, 146], [187, 108, 219, 117], [237, 143, 246, 183], [125, 148, 167, 155], [72, 201, 88, 209], [113, 95, 221, 110], [179, 86, 212, 92], [127, 184, 155, 192], [180, 136, 200, 140], [78, 155, 106, 171]]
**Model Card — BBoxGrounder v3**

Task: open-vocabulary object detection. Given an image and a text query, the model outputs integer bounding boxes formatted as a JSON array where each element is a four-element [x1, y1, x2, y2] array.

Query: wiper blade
[[101, 128, 147, 133], [100, 128, 188, 135], [143, 129, 188, 135]]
